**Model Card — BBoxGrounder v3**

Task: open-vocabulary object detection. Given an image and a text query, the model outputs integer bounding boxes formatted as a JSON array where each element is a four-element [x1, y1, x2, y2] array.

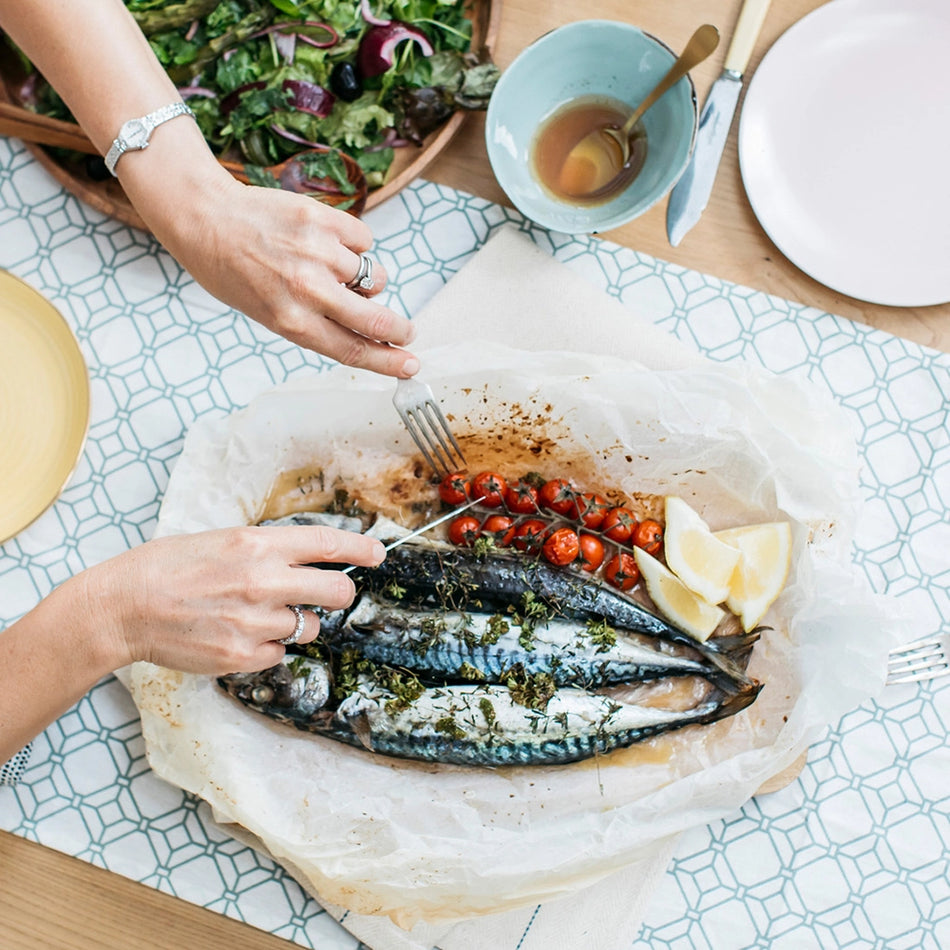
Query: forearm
[[0, 0, 233, 237], [0, 573, 126, 763], [1, 0, 182, 151]]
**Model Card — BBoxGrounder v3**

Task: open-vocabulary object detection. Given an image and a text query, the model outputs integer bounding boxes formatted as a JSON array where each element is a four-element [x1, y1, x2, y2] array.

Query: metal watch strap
[[104, 102, 196, 177]]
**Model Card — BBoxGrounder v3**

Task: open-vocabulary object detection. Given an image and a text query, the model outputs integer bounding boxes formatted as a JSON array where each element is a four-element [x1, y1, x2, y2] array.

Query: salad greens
[[14, 0, 498, 199]]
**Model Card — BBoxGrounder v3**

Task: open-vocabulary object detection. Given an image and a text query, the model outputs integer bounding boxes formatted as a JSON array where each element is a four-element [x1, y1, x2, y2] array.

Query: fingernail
[[406, 323, 418, 343], [372, 540, 386, 563], [401, 356, 420, 377]]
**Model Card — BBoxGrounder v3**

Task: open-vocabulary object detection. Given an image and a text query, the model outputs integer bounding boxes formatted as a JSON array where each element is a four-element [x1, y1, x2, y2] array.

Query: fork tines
[[886, 636, 950, 685], [398, 396, 465, 477]]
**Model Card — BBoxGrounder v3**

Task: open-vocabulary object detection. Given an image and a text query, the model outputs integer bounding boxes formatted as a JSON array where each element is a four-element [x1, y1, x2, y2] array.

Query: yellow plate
[[0, 270, 89, 543]]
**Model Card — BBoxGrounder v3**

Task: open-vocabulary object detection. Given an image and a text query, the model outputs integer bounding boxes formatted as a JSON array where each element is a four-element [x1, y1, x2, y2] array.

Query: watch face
[[122, 118, 149, 149]]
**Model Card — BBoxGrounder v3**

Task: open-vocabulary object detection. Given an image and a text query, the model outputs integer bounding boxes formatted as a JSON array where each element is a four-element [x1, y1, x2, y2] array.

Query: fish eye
[[251, 684, 274, 705]]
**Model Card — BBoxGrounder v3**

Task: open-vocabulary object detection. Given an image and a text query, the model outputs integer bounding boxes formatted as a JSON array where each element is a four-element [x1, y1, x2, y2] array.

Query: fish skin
[[219, 655, 762, 768], [260, 511, 366, 533], [345, 542, 756, 687], [323, 592, 752, 692]]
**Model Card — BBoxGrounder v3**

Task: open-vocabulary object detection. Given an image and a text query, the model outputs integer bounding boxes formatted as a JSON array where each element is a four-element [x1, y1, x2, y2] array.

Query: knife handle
[[724, 0, 772, 76]]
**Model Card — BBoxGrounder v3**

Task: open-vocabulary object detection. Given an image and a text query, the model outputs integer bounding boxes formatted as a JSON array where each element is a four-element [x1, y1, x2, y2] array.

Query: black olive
[[85, 155, 111, 181], [330, 62, 362, 102]]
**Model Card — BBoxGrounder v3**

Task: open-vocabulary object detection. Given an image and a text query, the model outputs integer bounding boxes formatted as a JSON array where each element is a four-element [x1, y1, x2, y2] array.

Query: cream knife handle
[[723, 0, 772, 76]]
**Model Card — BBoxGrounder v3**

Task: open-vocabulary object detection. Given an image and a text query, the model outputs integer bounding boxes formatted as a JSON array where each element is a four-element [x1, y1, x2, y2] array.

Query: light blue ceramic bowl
[[485, 20, 698, 234]]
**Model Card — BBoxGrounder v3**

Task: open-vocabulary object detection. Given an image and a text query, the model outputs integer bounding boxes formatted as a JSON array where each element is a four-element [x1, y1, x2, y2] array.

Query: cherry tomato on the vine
[[504, 479, 540, 514], [542, 526, 580, 566], [471, 471, 507, 508], [633, 519, 664, 555], [448, 515, 481, 547], [481, 514, 515, 546], [604, 552, 640, 590], [577, 533, 605, 572], [438, 470, 470, 506], [538, 478, 576, 516], [571, 492, 608, 529], [601, 506, 638, 544], [513, 518, 549, 553]]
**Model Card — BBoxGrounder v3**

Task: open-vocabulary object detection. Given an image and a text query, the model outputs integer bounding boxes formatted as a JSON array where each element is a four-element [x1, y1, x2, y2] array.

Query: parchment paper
[[127, 229, 901, 937], [129, 356, 898, 929]]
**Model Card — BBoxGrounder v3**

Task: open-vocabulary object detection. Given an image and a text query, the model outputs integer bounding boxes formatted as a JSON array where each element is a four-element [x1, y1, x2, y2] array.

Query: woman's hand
[[83, 525, 385, 675], [124, 144, 420, 379], [152, 169, 420, 379]]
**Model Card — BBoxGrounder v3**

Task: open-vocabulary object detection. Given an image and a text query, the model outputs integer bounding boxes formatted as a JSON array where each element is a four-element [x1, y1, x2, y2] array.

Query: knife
[[666, 0, 772, 247], [341, 496, 481, 573]]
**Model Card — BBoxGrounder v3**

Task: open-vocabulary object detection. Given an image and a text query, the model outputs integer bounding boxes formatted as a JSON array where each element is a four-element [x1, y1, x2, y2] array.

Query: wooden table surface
[[3, 1, 947, 948]]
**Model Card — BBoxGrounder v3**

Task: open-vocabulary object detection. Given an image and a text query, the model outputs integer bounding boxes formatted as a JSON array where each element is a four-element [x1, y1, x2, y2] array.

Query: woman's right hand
[[80, 525, 385, 675]]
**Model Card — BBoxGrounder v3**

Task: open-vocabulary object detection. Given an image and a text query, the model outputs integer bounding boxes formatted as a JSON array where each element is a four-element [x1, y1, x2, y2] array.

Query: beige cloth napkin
[[295, 227, 712, 949]]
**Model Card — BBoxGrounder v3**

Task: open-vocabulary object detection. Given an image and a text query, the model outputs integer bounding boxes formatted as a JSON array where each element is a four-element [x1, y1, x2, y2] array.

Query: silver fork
[[886, 636, 950, 685], [392, 376, 466, 477]]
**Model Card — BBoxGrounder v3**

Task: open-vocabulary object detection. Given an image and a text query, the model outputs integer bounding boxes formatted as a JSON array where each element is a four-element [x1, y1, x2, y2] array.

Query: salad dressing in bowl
[[531, 94, 647, 205]]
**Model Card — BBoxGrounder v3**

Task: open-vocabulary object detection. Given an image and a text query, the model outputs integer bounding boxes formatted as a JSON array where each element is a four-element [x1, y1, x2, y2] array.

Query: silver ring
[[278, 605, 306, 646], [346, 253, 375, 291]]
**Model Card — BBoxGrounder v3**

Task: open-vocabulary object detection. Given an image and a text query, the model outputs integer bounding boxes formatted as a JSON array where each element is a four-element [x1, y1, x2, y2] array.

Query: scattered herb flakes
[[383, 580, 407, 600], [434, 716, 466, 740], [585, 618, 617, 652], [478, 697, 496, 730], [456, 662, 486, 682], [504, 665, 556, 711], [480, 613, 509, 645]]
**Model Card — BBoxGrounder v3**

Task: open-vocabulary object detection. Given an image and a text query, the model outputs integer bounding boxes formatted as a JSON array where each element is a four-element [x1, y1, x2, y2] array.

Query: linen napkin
[[294, 227, 715, 949]]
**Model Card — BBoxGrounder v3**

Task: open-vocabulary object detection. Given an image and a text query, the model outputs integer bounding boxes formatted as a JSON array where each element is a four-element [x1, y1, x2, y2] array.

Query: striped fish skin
[[346, 542, 755, 686], [260, 511, 366, 533], [325, 593, 750, 692], [219, 656, 762, 768]]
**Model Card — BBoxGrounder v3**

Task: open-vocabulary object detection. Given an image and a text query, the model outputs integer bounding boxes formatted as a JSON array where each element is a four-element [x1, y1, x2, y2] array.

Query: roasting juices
[[531, 94, 647, 205]]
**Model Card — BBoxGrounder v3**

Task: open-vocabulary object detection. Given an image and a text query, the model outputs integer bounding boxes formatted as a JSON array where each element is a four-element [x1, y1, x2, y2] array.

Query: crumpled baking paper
[[128, 339, 902, 928]]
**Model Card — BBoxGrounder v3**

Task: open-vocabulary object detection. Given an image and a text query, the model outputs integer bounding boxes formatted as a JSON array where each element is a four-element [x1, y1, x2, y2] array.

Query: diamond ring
[[346, 253, 375, 291], [278, 605, 306, 646]]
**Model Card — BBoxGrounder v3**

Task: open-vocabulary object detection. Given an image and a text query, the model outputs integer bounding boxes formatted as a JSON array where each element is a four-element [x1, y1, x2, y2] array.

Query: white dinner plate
[[738, 0, 950, 307]]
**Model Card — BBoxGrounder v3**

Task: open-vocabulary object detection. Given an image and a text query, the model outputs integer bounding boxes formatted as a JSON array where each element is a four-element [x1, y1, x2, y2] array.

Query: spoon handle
[[622, 23, 720, 136]]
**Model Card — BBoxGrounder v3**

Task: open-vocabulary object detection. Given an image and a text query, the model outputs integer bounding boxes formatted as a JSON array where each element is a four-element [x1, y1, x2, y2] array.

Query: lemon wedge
[[715, 522, 793, 631], [662, 496, 741, 605], [634, 547, 725, 642]]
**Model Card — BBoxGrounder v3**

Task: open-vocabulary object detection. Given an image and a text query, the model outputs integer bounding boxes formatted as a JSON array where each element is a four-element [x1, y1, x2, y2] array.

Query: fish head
[[218, 656, 331, 722]]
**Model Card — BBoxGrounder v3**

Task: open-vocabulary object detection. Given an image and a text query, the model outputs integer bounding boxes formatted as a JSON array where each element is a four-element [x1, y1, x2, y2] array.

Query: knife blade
[[341, 496, 481, 573], [666, 0, 772, 247]]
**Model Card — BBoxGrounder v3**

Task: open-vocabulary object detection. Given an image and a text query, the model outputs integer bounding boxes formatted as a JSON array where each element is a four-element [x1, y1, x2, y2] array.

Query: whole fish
[[320, 592, 758, 694], [219, 655, 762, 768], [344, 541, 755, 686]]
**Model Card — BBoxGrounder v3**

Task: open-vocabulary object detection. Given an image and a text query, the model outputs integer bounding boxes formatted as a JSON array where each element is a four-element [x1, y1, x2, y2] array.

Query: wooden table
[[2, 1, 947, 948]]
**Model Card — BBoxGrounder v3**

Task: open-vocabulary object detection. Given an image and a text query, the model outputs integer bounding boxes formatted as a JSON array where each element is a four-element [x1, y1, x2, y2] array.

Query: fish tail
[[693, 636, 760, 694]]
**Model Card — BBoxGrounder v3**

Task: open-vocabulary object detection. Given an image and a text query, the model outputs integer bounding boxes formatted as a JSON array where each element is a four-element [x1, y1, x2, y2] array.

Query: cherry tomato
[[577, 534, 605, 572], [571, 491, 608, 529], [601, 506, 638, 544], [438, 471, 470, 506], [481, 514, 515, 546], [448, 515, 481, 547], [633, 519, 664, 555], [505, 479, 540, 514], [538, 478, 576, 516], [513, 518, 549, 554], [471, 471, 507, 508], [542, 526, 580, 566], [604, 552, 640, 590]]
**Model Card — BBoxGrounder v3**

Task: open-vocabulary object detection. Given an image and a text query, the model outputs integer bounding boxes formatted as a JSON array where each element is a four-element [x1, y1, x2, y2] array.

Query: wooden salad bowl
[[0, 0, 501, 231]]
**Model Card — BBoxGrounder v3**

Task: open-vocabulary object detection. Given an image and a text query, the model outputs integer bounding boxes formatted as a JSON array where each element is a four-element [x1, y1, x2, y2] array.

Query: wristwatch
[[104, 102, 196, 177]]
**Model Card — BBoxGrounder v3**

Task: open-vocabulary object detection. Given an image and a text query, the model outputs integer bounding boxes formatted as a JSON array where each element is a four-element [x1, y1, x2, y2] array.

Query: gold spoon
[[559, 24, 720, 198]]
